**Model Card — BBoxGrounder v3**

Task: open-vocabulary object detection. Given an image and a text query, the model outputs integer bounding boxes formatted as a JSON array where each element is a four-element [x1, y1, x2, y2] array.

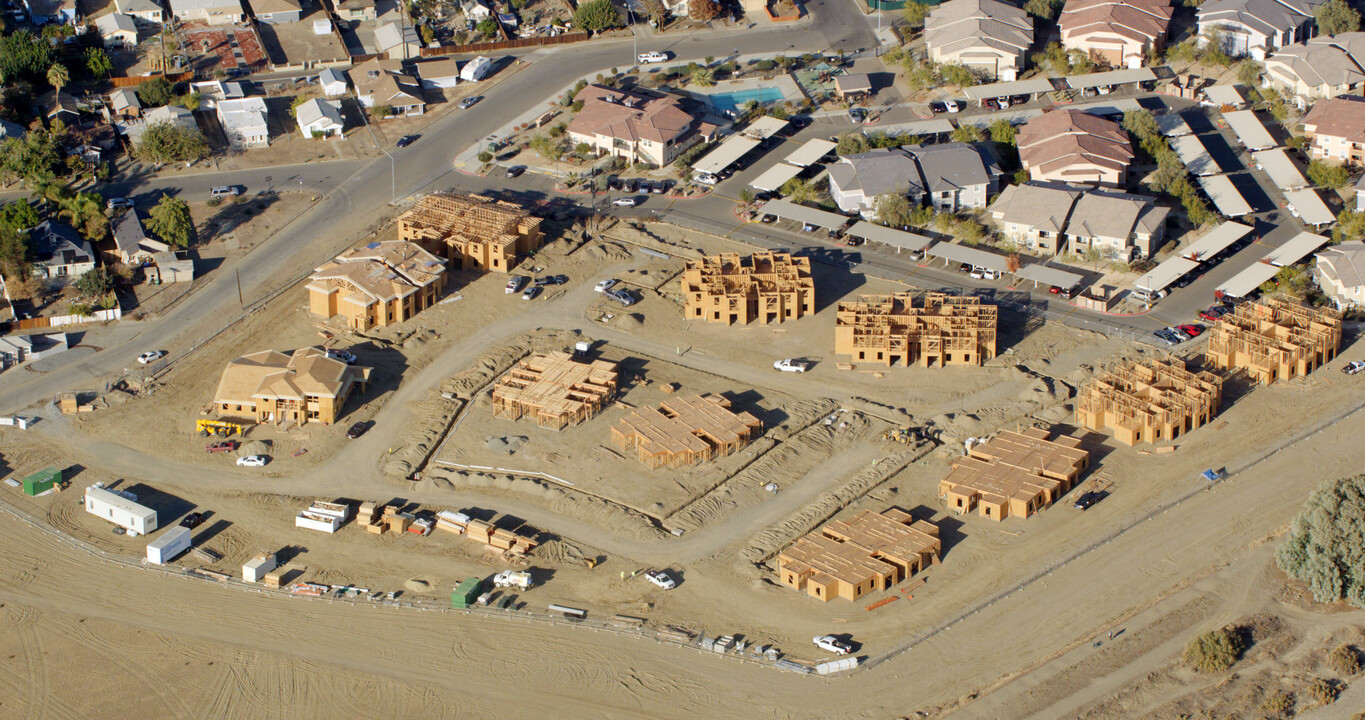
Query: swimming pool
[[707, 87, 787, 113]]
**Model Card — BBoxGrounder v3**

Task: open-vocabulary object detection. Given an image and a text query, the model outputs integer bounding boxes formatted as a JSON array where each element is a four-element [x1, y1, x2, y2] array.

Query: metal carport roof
[[693, 136, 761, 175], [964, 77, 1056, 100], [784, 139, 836, 168], [1155, 113, 1192, 136], [1222, 110, 1277, 151], [1283, 189, 1336, 226], [925, 242, 1010, 272], [956, 108, 1043, 128], [749, 162, 802, 192], [845, 221, 933, 251], [1064, 68, 1157, 89], [1251, 148, 1307, 190], [1133, 257, 1200, 292], [1217, 262, 1279, 299], [1197, 174, 1253, 216], [742, 116, 789, 140], [756, 198, 852, 228], [1203, 84, 1247, 107], [1265, 231, 1329, 266], [1180, 220, 1253, 261], [875, 119, 954, 136], [1170, 134, 1219, 176], [1015, 264, 1083, 289], [1077, 98, 1143, 117]]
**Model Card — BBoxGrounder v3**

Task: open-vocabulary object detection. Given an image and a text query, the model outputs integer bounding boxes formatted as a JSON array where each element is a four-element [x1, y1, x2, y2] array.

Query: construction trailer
[[451, 577, 482, 608], [835, 293, 998, 368], [1206, 296, 1342, 385], [611, 394, 762, 469], [84, 484, 157, 534], [146, 526, 192, 564], [243, 552, 277, 583], [21, 467, 62, 496], [490, 351, 619, 430], [679, 251, 816, 325], [397, 192, 542, 273], [777, 507, 940, 602], [939, 427, 1090, 522], [1076, 358, 1224, 445]]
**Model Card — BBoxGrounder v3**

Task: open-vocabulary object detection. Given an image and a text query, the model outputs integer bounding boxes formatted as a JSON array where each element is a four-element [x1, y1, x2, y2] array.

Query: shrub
[[1277, 475, 1365, 606], [573, 0, 624, 32], [1329, 644, 1362, 676], [1181, 627, 1245, 672], [1308, 159, 1351, 189], [1307, 677, 1341, 706], [1260, 688, 1294, 716]]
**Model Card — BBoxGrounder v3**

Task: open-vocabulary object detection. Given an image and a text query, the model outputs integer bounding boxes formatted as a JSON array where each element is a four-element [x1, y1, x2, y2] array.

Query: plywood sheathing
[[834, 292, 998, 367], [491, 351, 620, 430], [939, 427, 1090, 522], [396, 192, 542, 273], [1205, 295, 1342, 385], [777, 507, 941, 602], [680, 251, 816, 325], [1076, 357, 1223, 445], [611, 393, 762, 469]]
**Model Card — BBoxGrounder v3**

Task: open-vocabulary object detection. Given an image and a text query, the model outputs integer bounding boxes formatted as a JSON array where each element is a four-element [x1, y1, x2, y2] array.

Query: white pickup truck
[[493, 570, 533, 590]]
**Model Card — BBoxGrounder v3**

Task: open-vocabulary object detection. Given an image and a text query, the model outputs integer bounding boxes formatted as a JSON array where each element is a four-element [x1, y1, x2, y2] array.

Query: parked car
[[210, 186, 240, 199], [607, 176, 623, 191], [106, 197, 134, 210], [505, 165, 526, 178], [1343, 360, 1365, 375], [594, 278, 618, 293], [957, 262, 973, 274], [848, 108, 868, 123], [943, 100, 962, 113], [236, 455, 268, 467], [395, 134, 418, 148], [1152, 328, 1180, 346], [645, 569, 677, 589], [637, 180, 653, 193], [928, 101, 948, 114], [326, 348, 357, 364], [623, 178, 639, 192], [1074, 490, 1107, 510], [774, 358, 810, 373], [505, 276, 529, 294], [695, 173, 720, 186], [760, 213, 777, 224], [206, 441, 236, 453], [535, 274, 568, 286], [982, 97, 1000, 110], [179, 512, 206, 529], [613, 196, 639, 207], [137, 350, 165, 364], [637, 51, 669, 64], [458, 95, 483, 109], [1010, 94, 1030, 106], [1176, 323, 1204, 338], [813, 635, 852, 655], [606, 288, 636, 306], [651, 180, 668, 194], [802, 222, 819, 232], [1199, 305, 1231, 322], [521, 285, 542, 300], [969, 267, 1001, 280]]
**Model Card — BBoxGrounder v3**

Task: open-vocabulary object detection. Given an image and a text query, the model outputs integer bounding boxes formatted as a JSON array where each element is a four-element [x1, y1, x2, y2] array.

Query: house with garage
[[217, 96, 270, 147], [31, 221, 96, 281], [566, 84, 718, 168], [251, 0, 302, 23], [111, 211, 170, 265], [353, 58, 426, 117], [296, 98, 344, 138], [375, 21, 421, 59], [318, 67, 348, 97], [94, 12, 139, 47], [415, 57, 462, 89], [335, 0, 375, 20], [1059, 0, 1174, 68], [115, 0, 166, 23], [213, 347, 372, 426], [1196, 0, 1321, 59]]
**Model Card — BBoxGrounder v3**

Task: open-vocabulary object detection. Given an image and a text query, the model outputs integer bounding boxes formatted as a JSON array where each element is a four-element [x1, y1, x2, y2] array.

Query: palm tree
[[58, 192, 109, 243], [46, 62, 69, 93]]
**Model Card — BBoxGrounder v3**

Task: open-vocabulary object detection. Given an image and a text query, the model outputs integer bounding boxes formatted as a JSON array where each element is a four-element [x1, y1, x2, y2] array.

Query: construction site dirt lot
[[5, 219, 1365, 718]]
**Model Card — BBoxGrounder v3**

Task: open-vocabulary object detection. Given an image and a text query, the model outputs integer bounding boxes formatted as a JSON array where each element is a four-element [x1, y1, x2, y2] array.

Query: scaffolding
[[680, 252, 816, 325], [397, 192, 543, 273], [834, 293, 998, 367], [1205, 296, 1342, 385], [1076, 358, 1223, 445], [490, 352, 619, 430], [611, 394, 761, 469]]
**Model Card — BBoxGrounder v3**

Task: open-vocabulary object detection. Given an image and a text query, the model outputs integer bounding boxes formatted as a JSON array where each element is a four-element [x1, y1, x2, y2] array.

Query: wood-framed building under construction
[[777, 507, 940, 602], [490, 351, 619, 430], [1205, 296, 1342, 385], [680, 251, 815, 325], [397, 192, 542, 273], [835, 293, 998, 367], [1076, 358, 1223, 446], [939, 427, 1090, 522], [611, 393, 761, 469]]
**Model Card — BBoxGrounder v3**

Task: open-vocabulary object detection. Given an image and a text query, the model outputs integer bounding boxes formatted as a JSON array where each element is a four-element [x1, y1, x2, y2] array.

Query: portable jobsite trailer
[[451, 577, 482, 608], [21, 467, 61, 496], [84, 484, 157, 534], [146, 526, 192, 564]]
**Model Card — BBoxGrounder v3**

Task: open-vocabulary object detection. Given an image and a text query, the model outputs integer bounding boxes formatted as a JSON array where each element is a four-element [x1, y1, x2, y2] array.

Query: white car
[[210, 186, 240, 199], [637, 51, 668, 64], [594, 278, 618, 293], [1343, 360, 1365, 375], [645, 569, 677, 589], [813, 635, 852, 655], [505, 276, 529, 294], [774, 358, 809, 373], [137, 350, 165, 364], [695, 173, 720, 186], [236, 455, 267, 467], [612, 196, 638, 207], [944, 100, 962, 113], [106, 197, 134, 210], [968, 268, 1001, 280]]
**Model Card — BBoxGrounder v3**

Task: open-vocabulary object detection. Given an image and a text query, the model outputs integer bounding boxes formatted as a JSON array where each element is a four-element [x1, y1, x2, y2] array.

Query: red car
[[1198, 305, 1230, 322], [1176, 323, 1204, 338], [206, 441, 236, 453]]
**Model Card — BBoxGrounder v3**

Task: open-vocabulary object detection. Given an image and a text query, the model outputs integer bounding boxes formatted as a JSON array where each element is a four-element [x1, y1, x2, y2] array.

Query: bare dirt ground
[[4, 219, 1365, 719]]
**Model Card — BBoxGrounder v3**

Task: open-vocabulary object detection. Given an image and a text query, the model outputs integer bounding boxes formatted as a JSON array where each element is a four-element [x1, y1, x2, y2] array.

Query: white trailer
[[295, 511, 340, 533], [243, 553, 277, 582], [146, 526, 192, 564], [84, 484, 157, 534], [460, 56, 492, 82]]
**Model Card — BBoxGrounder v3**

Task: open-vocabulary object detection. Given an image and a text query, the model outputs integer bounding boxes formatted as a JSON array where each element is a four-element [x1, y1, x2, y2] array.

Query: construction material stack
[[435, 510, 470, 534]]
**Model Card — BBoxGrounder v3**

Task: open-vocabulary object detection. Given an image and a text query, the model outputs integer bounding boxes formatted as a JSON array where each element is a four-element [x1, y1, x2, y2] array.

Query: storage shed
[[451, 577, 482, 608], [146, 526, 192, 564], [21, 467, 61, 496]]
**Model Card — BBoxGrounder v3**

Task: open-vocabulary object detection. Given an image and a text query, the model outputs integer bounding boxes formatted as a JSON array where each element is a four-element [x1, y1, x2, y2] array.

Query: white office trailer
[[243, 553, 277, 582], [84, 484, 157, 534], [146, 526, 192, 564]]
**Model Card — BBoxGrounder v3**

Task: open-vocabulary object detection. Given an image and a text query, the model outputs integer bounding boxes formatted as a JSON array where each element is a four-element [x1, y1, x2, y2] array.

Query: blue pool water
[[708, 87, 786, 113]]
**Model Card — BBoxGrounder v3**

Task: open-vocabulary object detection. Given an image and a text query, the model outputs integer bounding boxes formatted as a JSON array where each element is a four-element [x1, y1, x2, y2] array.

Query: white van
[[637, 51, 668, 64]]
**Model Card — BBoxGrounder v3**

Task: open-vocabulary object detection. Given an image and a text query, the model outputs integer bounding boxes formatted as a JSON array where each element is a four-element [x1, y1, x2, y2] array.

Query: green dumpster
[[21, 467, 61, 497], [451, 577, 481, 608]]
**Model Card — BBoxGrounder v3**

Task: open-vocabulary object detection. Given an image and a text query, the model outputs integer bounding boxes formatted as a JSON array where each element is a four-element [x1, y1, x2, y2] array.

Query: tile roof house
[[1016, 109, 1134, 187], [1315, 240, 1365, 309], [31, 221, 96, 281], [216, 97, 269, 148], [251, 0, 301, 24], [353, 59, 426, 117], [1196, 0, 1321, 59], [212, 347, 372, 427], [1059, 0, 1173, 68], [169, 0, 246, 24], [1300, 94, 1365, 164], [988, 181, 1168, 258], [1264, 33, 1365, 105], [296, 98, 344, 138], [93, 12, 139, 47], [925, 0, 1035, 81], [111, 211, 169, 265], [307, 240, 446, 331], [827, 143, 1002, 217], [566, 84, 719, 168], [115, 0, 166, 24]]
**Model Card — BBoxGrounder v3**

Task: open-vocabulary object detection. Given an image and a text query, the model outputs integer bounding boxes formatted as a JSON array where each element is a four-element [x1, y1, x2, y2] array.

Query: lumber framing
[[1205, 296, 1341, 385], [835, 292, 997, 367], [397, 192, 543, 273], [490, 351, 619, 430], [777, 507, 940, 602], [680, 251, 815, 325], [1076, 357, 1223, 445], [611, 393, 761, 469]]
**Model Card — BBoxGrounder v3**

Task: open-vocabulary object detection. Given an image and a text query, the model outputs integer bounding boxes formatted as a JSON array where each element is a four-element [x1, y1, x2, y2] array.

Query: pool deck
[[682, 75, 808, 114]]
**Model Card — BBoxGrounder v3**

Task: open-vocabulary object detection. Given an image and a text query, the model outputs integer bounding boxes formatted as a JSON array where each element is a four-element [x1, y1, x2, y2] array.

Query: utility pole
[[236, 269, 243, 308]]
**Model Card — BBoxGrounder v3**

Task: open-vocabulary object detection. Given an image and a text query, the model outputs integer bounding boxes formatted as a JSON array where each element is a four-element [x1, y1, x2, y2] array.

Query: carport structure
[[925, 242, 1010, 273], [693, 136, 761, 176], [784, 139, 836, 168], [750, 162, 803, 192], [742, 116, 789, 140], [1134, 257, 1200, 294], [1169, 135, 1219, 176], [1180, 220, 1253, 262], [1222, 110, 1277, 151], [757, 199, 853, 231], [1203, 84, 1247, 108], [1064, 68, 1157, 92], [875, 119, 955, 138], [1283, 189, 1336, 227], [1217, 231, 1328, 299], [1251, 148, 1307, 191], [1197, 174, 1253, 217], [1014, 263, 1083, 290], [1155, 113, 1193, 137], [964, 77, 1056, 101], [845, 222, 934, 253]]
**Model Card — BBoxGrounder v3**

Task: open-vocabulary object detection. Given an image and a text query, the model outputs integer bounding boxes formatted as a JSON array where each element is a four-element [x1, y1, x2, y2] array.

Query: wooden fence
[[418, 31, 590, 58], [109, 71, 194, 88]]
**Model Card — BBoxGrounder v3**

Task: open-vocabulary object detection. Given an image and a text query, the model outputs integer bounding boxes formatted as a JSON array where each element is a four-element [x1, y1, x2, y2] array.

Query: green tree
[[689, 65, 714, 87], [1122, 108, 1161, 143], [74, 266, 114, 297], [940, 63, 979, 87], [0, 224, 32, 282], [780, 177, 815, 204], [0, 201, 39, 231], [1316, 0, 1361, 36], [988, 119, 1015, 146], [836, 131, 870, 156], [146, 194, 195, 248], [737, 188, 755, 207], [874, 192, 913, 228], [1308, 159, 1351, 188], [0, 123, 67, 186], [476, 17, 499, 38], [476, 151, 493, 164], [136, 76, 176, 107], [57, 192, 109, 243], [288, 94, 311, 118], [85, 47, 113, 79], [1335, 208, 1365, 244], [530, 133, 564, 160], [1277, 474, 1365, 606], [1024, 0, 1063, 19], [134, 122, 210, 164], [0, 30, 55, 84], [901, 1, 930, 30], [951, 124, 984, 143], [1237, 60, 1263, 89], [46, 62, 68, 93], [573, 0, 625, 32]]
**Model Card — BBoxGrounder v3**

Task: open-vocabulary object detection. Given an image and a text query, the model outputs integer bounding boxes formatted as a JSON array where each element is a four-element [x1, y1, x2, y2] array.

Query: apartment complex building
[[777, 508, 941, 602], [307, 241, 446, 331], [834, 293, 998, 368], [1076, 357, 1224, 445], [1300, 95, 1365, 164], [679, 251, 815, 325], [1206, 296, 1342, 384], [611, 394, 761, 469], [939, 427, 1090, 522], [1016, 109, 1135, 187], [491, 352, 620, 430], [397, 192, 543, 273]]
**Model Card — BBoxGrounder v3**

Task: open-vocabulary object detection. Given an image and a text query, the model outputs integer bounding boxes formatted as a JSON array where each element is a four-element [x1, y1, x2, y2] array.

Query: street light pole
[[629, 7, 637, 65]]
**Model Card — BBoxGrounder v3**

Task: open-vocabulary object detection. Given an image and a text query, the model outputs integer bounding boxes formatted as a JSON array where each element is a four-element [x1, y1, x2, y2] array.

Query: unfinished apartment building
[[490, 351, 619, 430], [397, 192, 543, 273], [1206, 296, 1342, 384], [777, 507, 940, 602], [611, 393, 761, 469], [306, 241, 446, 331], [939, 427, 1090, 522], [835, 293, 998, 367], [680, 251, 815, 325], [1076, 358, 1224, 446]]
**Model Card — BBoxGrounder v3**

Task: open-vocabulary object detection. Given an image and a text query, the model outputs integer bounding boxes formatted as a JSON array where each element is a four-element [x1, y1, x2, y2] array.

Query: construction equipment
[[196, 419, 245, 437], [493, 570, 533, 590], [883, 427, 921, 445], [584, 557, 600, 569]]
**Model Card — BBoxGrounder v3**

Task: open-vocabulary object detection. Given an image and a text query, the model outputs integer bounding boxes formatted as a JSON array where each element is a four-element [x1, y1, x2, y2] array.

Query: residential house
[[94, 12, 139, 47], [318, 67, 348, 97], [212, 347, 371, 426], [0, 119, 25, 140], [152, 251, 194, 283], [38, 91, 80, 123], [120, 104, 196, 144], [1059, 0, 1174, 68], [31, 221, 96, 281], [307, 241, 446, 330], [110, 211, 170, 265], [986, 181, 1084, 254], [397, 192, 542, 272], [375, 21, 421, 59], [462, 0, 489, 19], [1264, 33, 1365, 106], [353, 59, 426, 116], [22, 0, 77, 24], [988, 181, 1167, 258], [416, 57, 462, 89], [296, 98, 344, 138], [827, 143, 1001, 218], [335, 0, 375, 20], [1315, 240, 1365, 309], [115, 0, 166, 23], [190, 79, 247, 108], [925, 0, 1035, 81], [566, 84, 719, 168], [216, 97, 269, 147], [1016, 108, 1135, 187], [250, 0, 302, 23], [169, 0, 246, 24], [1196, 0, 1321, 59], [1300, 94, 1365, 164], [108, 88, 142, 120]]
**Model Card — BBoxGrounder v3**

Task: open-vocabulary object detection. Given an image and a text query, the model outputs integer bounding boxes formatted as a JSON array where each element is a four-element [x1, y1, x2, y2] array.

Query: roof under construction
[[681, 251, 815, 324], [778, 507, 940, 594], [1206, 295, 1343, 384], [611, 394, 761, 469], [1076, 357, 1223, 445], [491, 351, 619, 430], [939, 427, 1089, 520], [398, 192, 542, 251], [835, 293, 998, 367]]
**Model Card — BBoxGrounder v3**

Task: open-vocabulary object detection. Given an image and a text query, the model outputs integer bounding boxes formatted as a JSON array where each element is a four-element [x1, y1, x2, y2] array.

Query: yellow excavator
[[196, 419, 244, 437]]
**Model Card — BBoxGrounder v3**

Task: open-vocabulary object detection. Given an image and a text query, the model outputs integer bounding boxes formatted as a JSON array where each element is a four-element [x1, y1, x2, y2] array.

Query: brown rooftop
[[491, 351, 619, 430], [568, 84, 700, 145], [1302, 96, 1365, 145], [778, 507, 941, 602], [939, 427, 1090, 521], [1076, 357, 1223, 445], [611, 393, 761, 469]]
